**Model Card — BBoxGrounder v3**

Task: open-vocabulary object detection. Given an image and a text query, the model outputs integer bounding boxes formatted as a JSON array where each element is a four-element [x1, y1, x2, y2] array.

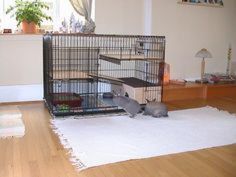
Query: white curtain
[[69, 0, 93, 21]]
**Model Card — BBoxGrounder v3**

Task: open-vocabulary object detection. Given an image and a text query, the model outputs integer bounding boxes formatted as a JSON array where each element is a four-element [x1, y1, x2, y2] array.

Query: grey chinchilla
[[144, 99, 168, 118], [112, 92, 141, 118]]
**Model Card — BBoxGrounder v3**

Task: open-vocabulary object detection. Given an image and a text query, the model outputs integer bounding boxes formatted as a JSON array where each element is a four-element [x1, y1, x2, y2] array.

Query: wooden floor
[[0, 97, 236, 177]]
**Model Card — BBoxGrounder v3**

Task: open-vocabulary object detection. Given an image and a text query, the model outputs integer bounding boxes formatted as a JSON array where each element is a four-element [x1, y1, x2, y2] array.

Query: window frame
[[0, 0, 95, 31]]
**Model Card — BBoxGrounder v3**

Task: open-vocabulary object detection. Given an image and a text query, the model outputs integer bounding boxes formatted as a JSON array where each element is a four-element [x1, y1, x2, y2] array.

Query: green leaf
[[5, 0, 52, 27]]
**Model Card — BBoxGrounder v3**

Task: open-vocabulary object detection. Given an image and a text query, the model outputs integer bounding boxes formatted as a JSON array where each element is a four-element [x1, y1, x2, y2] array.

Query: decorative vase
[[21, 21, 37, 34]]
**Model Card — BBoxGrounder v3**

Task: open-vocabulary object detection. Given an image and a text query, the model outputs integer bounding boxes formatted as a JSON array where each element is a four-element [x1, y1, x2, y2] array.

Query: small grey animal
[[144, 99, 168, 118], [113, 94, 141, 118]]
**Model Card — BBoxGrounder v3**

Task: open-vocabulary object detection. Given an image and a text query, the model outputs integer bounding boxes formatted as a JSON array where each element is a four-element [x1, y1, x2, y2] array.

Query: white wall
[[231, 9, 236, 75], [0, 34, 43, 102], [95, 0, 144, 35], [151, 0, 236, 79], [95, 0, 236, 79]]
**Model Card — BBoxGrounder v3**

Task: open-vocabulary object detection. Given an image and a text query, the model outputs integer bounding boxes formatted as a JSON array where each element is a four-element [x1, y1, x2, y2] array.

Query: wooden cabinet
[[163, 83, 236, 102], [163, 83, 204, 102], [204, 84, 236, 99]]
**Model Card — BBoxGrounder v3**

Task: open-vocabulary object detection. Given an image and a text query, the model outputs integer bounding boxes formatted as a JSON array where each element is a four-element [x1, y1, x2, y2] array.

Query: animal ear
[[112, 90, 118, 96], [146, 98, 150, 103]]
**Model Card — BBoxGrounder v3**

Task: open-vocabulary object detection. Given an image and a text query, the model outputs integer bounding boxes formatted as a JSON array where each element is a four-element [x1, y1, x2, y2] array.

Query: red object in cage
[[52, 93, 83, 107]]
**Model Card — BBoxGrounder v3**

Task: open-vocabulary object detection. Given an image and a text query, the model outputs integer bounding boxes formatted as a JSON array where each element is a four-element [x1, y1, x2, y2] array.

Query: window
[[0, 0, 16, 30], [0, 0, 95, 31]]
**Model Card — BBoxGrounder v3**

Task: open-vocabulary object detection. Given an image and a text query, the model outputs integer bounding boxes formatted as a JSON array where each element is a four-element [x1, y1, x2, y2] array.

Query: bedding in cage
[[43, 34, 165, 116]]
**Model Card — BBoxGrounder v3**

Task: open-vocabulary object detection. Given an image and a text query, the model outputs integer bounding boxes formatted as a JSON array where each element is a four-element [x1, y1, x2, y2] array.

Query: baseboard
[[0, 84, 43, 103], [0, 100, 44, 106]]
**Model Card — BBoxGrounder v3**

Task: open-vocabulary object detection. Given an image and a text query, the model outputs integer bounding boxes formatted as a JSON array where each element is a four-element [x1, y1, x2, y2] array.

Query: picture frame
[[178, 0, 224, 7]]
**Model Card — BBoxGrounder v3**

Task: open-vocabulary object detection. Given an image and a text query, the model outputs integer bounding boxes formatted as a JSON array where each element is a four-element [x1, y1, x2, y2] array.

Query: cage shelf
[[88, 73, 125, 83], [119, 77, 159, 87], [51, 71, 90, 80], [99, 54, 163, 64]]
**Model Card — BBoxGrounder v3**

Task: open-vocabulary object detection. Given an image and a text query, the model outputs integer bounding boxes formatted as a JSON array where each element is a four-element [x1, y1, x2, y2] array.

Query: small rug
[[51, 106, 236, 170], [0, 106, 25, 138]]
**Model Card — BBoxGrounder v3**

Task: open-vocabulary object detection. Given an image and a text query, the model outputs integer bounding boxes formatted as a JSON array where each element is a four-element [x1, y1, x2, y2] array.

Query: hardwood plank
[[0, 98, 236, 177]]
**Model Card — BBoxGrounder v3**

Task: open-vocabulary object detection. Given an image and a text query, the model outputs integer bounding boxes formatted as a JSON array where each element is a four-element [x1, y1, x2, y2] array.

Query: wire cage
[[43, 34, 166, 116]]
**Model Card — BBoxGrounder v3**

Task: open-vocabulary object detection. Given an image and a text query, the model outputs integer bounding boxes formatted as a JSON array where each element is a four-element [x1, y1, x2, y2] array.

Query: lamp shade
[[195, 48, 212, 59]]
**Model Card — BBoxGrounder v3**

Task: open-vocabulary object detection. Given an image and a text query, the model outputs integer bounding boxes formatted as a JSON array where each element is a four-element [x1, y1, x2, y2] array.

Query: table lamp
[[195, 48, 212, 83]]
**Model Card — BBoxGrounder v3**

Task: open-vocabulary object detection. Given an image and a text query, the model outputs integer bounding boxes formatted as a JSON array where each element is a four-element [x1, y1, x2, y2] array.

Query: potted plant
[[6, 0, 52, 33]]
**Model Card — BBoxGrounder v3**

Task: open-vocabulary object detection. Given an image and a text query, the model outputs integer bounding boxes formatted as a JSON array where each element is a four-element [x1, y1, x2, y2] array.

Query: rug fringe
[[206, 105, 236, 117], [50, 120, 87, 171]]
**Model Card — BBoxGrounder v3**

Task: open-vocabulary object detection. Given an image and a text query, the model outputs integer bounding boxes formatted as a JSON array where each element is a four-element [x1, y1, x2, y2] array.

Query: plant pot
[[21, 21, 37, 34]]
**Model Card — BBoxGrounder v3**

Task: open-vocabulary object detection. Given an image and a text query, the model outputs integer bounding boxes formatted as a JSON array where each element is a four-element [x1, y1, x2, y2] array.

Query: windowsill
[[0, 33, 43, 35], [0, 34, 43, 41]]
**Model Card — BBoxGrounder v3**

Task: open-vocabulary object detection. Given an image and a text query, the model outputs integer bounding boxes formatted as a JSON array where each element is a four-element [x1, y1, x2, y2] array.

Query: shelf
[[178, 1, 223, 8], [51, 71, 90, 80], [88, 73, 125, 83], [136, 40, 165, 44], [119, 77, 159, 88], [100, 54, 163, 64]]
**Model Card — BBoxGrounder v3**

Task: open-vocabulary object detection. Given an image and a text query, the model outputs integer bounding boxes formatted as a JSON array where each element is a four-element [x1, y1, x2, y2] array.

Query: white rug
[[51, 106, 236, 170], [0, 106, 25, 138]]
